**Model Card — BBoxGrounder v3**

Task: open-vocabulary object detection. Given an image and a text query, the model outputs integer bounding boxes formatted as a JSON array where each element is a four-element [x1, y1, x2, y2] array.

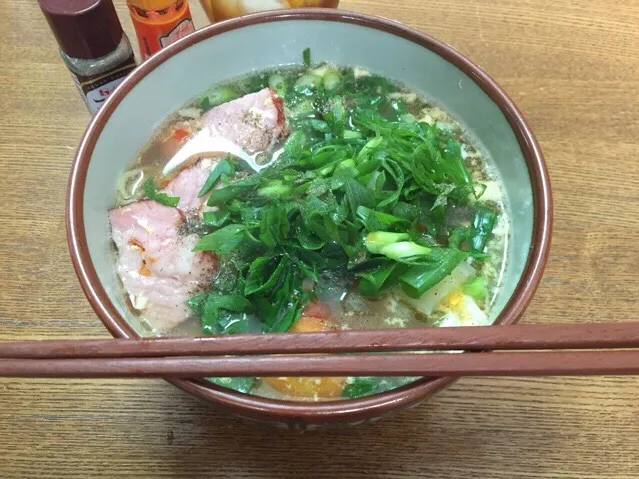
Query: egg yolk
[[439, 290, 465, 311], [262, 315, 345, 399]]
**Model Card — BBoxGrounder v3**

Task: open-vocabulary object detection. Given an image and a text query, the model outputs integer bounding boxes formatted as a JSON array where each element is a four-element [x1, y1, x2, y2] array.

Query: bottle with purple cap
[[38, 0, 137, 114]]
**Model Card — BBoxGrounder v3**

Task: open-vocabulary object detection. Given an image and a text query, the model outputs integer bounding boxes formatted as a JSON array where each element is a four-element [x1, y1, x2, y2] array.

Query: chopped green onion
[[257, 181, 293, 198], [379, 241, 431, 261], [343, 130, 363, 139], [365, 232, 410, 254], [302, 47, 311, 67], [463, 275, 487, 300], [268, 73, 286, 91], [289, 99, 315, 119], [200, 86, 240, 110], [334, 158, 358, 178], [471, 206, 498, 252], [185, 57, 499, 360], [323, 69, 341, 90], [294, 74, 322, 90], [400, 249, 469, 299]]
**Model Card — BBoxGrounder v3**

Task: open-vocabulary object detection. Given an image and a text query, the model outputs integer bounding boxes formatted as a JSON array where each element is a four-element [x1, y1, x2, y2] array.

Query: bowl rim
[[66, 8, 552, 424]]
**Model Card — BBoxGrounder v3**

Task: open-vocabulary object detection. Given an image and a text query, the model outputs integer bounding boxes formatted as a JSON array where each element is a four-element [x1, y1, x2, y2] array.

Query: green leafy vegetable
[[206, 180, 258, 206], [199, 293, 253, 334], [342, 376, 418, 398], [198, 157, 235, 198], [343, 177, 375, 217], [194, 224, 246, 254], [185, 59, 498, 352], [185, 292, 208, 317], [357, 207, 411, 232], [202, 209, 230, 227], [357, 260, 404, 297], [400, 249, 469, 298], [207, 377, 255, 394], [471, 206, 498, 252], [200, 86, 241, 111], [143, 178, 180, 207], [342, 377, 378, 398], [244, 255, 286, 295]]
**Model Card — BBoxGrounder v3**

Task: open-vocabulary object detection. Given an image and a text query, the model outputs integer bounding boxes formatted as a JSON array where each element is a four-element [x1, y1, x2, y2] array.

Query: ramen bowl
[[67, 9, 552, 429]]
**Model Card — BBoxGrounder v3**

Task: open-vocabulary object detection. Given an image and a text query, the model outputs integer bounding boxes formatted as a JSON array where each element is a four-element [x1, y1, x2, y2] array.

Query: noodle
[[116, 167, 145, 202]]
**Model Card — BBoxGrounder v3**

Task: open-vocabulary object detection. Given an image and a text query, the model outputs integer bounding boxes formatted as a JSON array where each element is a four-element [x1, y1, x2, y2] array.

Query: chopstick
[[1, 322, 639, 378], [2, 323, 638, 358], [2, 350, 639, 378]]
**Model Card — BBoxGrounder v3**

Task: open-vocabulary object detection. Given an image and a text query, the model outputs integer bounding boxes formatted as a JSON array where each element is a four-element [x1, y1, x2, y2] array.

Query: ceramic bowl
[[67, 9, 552, 429]]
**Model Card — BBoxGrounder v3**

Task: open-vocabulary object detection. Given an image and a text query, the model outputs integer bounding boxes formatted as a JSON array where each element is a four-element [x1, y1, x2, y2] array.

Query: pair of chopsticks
[[1, 323, 639, 379]]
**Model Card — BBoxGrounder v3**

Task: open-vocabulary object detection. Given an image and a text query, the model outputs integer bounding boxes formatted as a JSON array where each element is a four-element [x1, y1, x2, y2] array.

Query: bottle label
[[159, 18, 195, 48], [70, 54, 137, 114], [130, 4, 196, 61]]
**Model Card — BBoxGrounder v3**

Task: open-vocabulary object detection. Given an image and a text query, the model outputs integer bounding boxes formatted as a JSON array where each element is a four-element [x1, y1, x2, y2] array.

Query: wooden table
[[1, 0, 638, 477]]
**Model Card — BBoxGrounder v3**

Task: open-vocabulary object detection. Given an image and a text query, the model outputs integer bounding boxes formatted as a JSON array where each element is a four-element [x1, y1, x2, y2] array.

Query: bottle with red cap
[[38, 0, 137, 114]]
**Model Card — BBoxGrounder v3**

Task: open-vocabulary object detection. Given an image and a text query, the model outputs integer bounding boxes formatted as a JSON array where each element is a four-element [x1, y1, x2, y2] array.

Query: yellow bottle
[[127, 0, 196, 61], [199, 0, 339, 23]]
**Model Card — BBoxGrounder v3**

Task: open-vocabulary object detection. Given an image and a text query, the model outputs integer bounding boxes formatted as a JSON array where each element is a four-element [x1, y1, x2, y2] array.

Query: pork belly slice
[[162, 158, 216, 213], [201, 87, 287, 154], [109, 200, 217, 333], [162, 88, 288, 214], [108, 89, 287, 330]]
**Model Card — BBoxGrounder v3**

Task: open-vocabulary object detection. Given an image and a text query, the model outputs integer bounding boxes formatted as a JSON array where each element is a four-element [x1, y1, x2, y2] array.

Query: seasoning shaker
[[38, 0, 137, 114]]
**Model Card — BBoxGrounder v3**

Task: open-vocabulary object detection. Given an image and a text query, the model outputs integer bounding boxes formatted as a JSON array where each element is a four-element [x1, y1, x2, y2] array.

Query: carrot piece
[[172, 128, 190, 142]]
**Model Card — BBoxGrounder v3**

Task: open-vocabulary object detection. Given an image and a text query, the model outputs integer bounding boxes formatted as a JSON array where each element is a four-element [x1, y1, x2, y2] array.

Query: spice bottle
[[38, 0, 137, 114], [127, 0, 196, 61]]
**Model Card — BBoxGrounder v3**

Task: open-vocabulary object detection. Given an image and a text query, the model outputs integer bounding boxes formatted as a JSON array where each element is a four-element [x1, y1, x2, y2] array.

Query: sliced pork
[[109, 200, 217, 332], [109, 88, 288, 332], [162, 158, 216, 213], [201, 87, 287, 154], [161, 88, 287, 215]]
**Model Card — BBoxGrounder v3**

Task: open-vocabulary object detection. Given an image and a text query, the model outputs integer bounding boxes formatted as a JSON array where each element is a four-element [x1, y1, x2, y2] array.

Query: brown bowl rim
[[66, 8, 552, 423]]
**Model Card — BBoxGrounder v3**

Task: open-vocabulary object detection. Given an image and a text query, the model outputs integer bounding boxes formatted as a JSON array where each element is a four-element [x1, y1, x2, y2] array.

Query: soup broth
[[109, 52, 509, 401]]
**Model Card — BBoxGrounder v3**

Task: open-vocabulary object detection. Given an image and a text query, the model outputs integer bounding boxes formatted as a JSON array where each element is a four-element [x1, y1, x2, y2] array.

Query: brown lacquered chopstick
[[2, 350, 639, 378], [1, 322, 638, 359], [2, 323, 639, 379]]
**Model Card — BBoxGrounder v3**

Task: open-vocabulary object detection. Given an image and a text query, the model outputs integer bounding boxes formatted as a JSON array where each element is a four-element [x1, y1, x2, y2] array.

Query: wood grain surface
[[1, 0, 638, 477]]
